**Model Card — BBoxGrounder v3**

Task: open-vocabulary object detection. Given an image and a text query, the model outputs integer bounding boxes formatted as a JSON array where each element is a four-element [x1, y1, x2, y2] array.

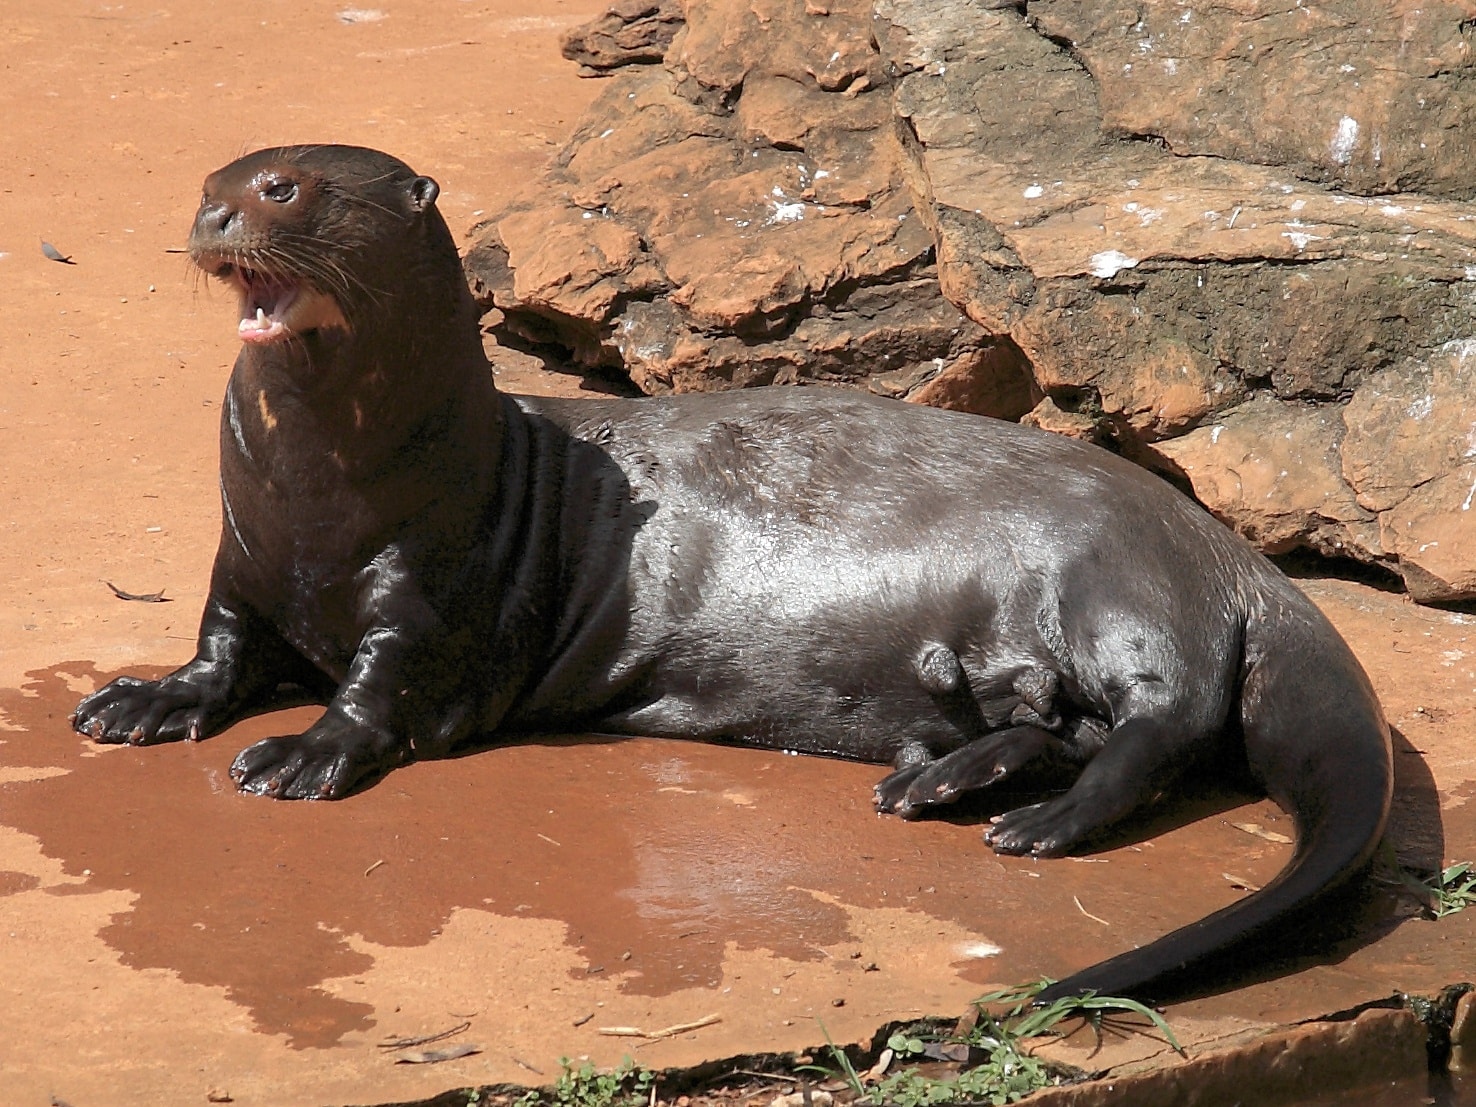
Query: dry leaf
[[104, 580, 170, 603]]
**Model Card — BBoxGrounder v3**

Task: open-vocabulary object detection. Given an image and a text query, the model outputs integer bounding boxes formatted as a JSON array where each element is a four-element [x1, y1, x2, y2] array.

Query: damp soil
[[0, 662, 1293, 1042], [3, 3, 1476, 1106]]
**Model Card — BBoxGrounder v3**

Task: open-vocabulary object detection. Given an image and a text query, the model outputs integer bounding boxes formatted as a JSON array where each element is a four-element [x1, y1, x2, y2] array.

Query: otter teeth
[[239, 302, 288, 344], [236, 278, 303, 344]]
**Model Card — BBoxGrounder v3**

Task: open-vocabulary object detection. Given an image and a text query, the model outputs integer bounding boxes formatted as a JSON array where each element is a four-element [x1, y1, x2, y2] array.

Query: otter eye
[[264, 181, 298, 203]]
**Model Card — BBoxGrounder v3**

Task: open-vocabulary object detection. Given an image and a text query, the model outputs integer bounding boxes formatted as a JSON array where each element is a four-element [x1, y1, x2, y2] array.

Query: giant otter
[[73, 145, 1393, 1003]]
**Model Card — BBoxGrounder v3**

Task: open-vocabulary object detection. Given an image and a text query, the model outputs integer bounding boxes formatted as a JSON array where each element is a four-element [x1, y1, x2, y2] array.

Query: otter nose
[[194, 198, 238, 241]]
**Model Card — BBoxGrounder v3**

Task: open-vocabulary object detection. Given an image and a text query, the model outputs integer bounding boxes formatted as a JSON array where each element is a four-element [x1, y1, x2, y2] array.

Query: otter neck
[[249, 264, 494, 441], [227, 286, 501, 509]]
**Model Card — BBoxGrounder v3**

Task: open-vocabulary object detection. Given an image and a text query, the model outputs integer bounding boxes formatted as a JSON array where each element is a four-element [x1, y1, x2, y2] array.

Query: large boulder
[[879, 0, 1476, 433], [467, 0, 1035, 420], [466, 0, 1476, 600]]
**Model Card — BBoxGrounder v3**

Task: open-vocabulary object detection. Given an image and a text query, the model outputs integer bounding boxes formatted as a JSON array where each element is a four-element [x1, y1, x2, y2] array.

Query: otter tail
[[1035, 600, 1394, 1005]]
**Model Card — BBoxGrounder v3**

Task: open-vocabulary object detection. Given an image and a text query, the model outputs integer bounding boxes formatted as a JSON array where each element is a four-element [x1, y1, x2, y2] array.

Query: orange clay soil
[[1, 3, 1473, 1105]]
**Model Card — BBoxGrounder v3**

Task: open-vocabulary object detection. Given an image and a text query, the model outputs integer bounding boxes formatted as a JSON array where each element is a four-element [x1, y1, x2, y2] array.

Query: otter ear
[[408, 175, 440, 212]]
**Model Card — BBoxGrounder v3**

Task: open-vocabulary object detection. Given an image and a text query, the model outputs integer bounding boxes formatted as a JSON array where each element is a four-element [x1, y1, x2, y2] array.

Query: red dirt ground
[[1, 3, 1473, 1105]]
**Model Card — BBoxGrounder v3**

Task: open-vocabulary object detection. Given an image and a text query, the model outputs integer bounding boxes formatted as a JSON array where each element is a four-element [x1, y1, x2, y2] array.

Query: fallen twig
[[1073, 896, 1110, 926], [597, 1014, 722, 1041], [378, 1021, 471, 1050], [1231, 821, 1292, 844], [394, 1042, 481, 1064]]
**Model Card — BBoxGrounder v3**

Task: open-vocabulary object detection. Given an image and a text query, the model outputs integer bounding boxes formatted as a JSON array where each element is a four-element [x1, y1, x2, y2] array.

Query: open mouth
[[203, 259, 348, 345], [230, 265, 301, 344]]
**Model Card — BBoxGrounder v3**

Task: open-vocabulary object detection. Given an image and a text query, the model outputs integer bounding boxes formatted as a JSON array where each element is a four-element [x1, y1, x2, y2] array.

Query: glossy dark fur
[[73, 146, 1394, 1003]]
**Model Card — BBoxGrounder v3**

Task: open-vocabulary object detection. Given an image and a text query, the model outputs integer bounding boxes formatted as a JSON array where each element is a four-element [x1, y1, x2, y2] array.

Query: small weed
[[513, 983, 1181, 1107], [1425, 862, 1476, 917], [814, 1009, 1057, 1106], [810, 1022, 868, 1099], [884, 1031, 929, 1060], [869, 1045, 1050, 1107], [973, 980, 1184, 1056], [1392, 857, 1476, 918], [809, 979, 1186, 1107], [518, 1056, 655, 1107]]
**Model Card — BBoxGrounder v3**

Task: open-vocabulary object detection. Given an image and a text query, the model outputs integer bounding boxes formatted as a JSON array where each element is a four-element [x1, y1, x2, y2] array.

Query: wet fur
[[73, 146, 1394, 1003]]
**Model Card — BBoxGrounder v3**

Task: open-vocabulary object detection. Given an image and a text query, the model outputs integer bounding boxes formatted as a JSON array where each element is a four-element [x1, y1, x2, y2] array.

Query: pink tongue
[[238, 307, 287, 344]]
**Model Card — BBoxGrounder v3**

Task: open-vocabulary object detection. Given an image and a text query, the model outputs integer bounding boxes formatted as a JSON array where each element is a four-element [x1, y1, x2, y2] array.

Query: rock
[[772, 1093, 832, 1107], [1155, 341, 1476, 600], [497, 204, 666, 326], [877, 0, 1476, 597], [1452, 990, 1476, 1075], [669, 0, 886, 105], [611, 279, 1001, 397], [1341, 340, 1476, 516], [905, 339, 1039, 421], [1032, 1, 1476, 201], [881, 0, 1476, 434], [466, 0, 1476, 599], [1021, 397, 1122, 451], [467, 1, 1007, 412], [1152, 397, 1380, 564], [560, 0, 684, 72], [1028, 1007, 1426, 1107], [1343, 340, 1476, 601]]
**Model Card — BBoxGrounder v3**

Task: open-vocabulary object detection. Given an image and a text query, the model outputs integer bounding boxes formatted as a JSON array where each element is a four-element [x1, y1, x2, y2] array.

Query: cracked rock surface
[[467, 0, 1476, 600]]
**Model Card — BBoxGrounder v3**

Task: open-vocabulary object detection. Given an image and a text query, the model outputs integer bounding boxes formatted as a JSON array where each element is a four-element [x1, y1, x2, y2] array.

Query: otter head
[[189, 145, 452, 348]]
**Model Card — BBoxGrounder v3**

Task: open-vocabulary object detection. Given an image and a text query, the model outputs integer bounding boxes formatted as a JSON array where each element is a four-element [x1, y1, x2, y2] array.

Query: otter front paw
[[73, 675, 226, 745], [229, 716, 406, 800]]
